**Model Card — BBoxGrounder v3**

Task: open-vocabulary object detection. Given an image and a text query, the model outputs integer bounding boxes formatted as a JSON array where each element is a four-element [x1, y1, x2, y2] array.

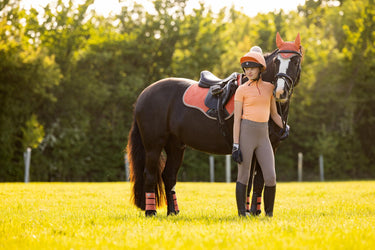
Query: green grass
[[0, 181, 374, 249]]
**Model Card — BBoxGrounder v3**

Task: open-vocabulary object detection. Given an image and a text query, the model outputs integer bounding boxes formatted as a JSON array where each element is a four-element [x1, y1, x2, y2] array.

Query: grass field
[[0, 181, 374, 249]]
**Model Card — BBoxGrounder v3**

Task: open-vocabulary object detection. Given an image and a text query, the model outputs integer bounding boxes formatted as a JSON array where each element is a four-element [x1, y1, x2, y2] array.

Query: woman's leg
[[255, 135, 276, 217], [236, 120, 256, 216]]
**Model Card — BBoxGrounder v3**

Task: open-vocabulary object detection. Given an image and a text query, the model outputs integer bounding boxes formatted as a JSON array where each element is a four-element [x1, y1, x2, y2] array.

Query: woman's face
[[244, 67, 260, 80]]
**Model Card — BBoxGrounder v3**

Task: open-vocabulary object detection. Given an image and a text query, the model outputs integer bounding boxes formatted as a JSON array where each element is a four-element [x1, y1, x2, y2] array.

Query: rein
[[277, 97, 291, 132]]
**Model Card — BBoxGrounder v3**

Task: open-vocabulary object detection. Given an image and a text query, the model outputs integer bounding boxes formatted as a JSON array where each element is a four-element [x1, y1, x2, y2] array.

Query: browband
[[278, 49, 302, 57]]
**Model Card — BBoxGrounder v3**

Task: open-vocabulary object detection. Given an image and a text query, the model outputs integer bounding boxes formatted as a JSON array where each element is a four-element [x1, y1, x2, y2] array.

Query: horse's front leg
[[247, 157, 264, 215], [163, 138, 185, 216], [250, 162, 264, 215], [246, 157, 256, 212]]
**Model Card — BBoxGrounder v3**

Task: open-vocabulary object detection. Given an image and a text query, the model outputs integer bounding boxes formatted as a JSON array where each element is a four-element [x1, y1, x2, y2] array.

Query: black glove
[[280, 124, 290, 141], [232, 143, 243, 163]]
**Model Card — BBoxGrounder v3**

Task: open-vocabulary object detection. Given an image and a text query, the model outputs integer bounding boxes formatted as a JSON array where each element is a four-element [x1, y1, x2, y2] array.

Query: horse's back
[[135, 78, 194, 111]]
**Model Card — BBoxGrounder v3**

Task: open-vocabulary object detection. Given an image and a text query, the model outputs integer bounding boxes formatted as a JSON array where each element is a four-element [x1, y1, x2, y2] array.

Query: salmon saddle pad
[[182, 75, 241, 120]]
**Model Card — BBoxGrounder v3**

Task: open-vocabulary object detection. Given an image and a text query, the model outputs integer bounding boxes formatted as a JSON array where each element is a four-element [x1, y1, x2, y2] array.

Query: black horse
[[127, 33, 303, 216]]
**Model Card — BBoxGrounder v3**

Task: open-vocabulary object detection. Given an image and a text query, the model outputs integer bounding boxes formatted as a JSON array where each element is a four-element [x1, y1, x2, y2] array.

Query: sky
[[20, 0, 307, 17]]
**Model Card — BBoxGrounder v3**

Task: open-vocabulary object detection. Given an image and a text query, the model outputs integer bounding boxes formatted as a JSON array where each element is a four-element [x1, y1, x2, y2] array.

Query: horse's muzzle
[[274, 80, 288, 102]]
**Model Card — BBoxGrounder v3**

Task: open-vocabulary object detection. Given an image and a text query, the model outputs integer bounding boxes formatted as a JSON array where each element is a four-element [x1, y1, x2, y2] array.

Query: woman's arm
[[270, 96, 284, 129], [233, 101, 243, 144]]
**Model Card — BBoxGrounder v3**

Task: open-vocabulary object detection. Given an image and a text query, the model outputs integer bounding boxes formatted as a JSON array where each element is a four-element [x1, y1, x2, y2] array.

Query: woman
[[232, 47, 284, 217]]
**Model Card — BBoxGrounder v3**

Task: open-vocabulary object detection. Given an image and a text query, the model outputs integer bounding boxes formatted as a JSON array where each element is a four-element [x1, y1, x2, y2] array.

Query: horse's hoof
[[145, 210, 157, 217], [167, 210, 180, 216], [250, 210, 261, 216], [265, 212, 273, 218], [249, 210, 261, 216]]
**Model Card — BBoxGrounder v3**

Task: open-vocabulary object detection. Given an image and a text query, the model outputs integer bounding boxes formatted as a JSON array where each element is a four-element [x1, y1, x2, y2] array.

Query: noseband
[[274, 72, 294, 98]]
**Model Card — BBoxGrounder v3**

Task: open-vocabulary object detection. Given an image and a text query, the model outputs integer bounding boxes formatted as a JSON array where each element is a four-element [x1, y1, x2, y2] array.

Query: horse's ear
[[295, 33, 301, 48], [276, 32, 284, 48]]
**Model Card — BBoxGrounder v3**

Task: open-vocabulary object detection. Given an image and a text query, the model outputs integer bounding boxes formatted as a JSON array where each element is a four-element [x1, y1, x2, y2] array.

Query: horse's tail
[[126, 118, 165, 210]]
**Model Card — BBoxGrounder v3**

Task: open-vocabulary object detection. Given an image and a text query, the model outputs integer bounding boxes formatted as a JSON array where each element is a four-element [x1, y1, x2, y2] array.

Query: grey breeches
[[237, 119, 276, 186]]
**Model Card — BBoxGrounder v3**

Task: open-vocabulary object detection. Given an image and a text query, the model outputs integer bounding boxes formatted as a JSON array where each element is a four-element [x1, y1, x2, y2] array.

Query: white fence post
[[298, 152, 303, 182], [319, 154, 324, 182], [225, 155, 231, 183], [24, 147, 31, 183], [209, 155, 214, 182]]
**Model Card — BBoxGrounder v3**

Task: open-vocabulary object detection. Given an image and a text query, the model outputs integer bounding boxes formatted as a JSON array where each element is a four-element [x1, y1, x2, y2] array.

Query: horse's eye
[[291, 58, 299, 65]]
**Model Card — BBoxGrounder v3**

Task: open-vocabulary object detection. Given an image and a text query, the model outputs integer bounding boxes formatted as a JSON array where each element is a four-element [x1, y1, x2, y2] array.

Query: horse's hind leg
[[162, 136, 185, 216], [144, 146, 164, 217]]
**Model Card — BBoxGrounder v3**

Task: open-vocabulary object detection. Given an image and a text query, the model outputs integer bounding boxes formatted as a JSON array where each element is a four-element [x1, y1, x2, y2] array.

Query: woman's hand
[[232, 143, 243, 163], [280, 124, 290, 140]]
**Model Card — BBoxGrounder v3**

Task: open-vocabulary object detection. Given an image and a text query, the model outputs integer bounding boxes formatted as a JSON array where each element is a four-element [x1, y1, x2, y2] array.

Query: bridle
[[273, 49, 302, 101], [273, 49, 302, 133]]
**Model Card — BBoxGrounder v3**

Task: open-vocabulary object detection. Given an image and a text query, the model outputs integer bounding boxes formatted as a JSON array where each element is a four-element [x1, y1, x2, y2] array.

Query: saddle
[[198, 70, 239, 88], [198, 71, 239, 119], [183, 71, 241, 145]]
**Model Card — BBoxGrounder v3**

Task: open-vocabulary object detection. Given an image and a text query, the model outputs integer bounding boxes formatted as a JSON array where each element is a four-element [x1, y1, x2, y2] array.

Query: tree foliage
[[0, 0, 374, 181]]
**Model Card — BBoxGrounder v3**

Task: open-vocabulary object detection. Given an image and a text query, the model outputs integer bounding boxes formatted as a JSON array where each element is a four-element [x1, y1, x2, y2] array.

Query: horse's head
[[272, 32, 303, 102]]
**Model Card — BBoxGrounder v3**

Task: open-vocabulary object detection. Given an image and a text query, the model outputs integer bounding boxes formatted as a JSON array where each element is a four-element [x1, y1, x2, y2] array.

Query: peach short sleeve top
[[234, 80, 274, 122]]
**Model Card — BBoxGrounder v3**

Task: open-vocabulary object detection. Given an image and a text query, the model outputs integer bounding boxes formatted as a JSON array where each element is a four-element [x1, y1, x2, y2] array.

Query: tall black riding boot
[[236, 182, 248, 217], [264, 185, 276, 217]]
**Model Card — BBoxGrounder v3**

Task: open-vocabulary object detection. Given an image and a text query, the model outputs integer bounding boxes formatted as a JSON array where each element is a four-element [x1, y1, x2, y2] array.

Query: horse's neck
[[263, 49, 279, 83], [262, 71, 274, 83]]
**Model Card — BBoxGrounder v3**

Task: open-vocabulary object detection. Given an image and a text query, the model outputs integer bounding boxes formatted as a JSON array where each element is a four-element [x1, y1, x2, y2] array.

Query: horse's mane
[[264, 49, 279, 63], [261, 49, 279, 83]]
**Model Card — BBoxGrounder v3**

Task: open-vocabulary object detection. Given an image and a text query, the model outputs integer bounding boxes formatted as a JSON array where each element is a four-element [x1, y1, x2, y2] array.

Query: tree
[[0, 2, 60, 181]]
